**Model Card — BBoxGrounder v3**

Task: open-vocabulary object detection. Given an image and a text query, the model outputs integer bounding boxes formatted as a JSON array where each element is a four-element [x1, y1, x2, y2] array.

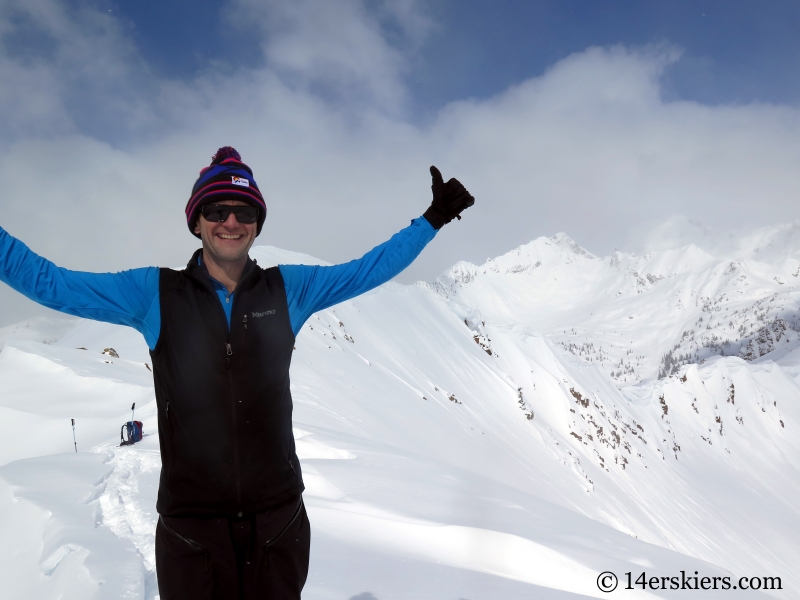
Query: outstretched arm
[[279, 165, 476, 336], [279, 216, 436, 336], [0, 226, 161, 349]]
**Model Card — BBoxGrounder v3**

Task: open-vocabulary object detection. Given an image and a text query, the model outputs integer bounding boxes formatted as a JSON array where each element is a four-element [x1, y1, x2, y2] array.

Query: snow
[[0, 231, 798, 599], [0, 315, 78, 349]]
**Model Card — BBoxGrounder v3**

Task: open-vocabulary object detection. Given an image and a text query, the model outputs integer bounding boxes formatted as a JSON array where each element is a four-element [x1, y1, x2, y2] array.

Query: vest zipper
[[220, 295, 243, 516], [243, 314, 247, 329], [202, 265, 257, 518], [225, 341, 243, 515]]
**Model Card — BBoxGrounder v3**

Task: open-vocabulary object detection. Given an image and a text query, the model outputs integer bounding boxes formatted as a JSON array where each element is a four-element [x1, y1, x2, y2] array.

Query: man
[[0, 147, 474, 599]]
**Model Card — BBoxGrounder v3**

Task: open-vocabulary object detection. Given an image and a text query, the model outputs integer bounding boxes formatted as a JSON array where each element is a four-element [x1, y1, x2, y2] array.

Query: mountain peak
[[548, 232, 597, 258]]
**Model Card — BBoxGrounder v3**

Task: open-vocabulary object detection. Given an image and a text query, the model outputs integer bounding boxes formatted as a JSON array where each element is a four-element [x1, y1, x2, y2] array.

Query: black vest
[[151, 251, 302, 517]]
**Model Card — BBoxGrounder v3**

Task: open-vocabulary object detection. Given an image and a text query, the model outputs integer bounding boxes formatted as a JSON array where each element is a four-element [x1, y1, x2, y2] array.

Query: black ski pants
[[156, 495, 310, 600]]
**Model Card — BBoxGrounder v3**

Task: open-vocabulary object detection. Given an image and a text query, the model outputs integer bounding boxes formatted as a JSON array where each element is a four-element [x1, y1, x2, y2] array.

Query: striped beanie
[[186, 147, 267, 238]]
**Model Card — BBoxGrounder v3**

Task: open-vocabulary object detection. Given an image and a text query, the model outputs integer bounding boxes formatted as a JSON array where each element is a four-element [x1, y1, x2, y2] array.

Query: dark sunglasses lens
[[201, 206, 226, 222], [233, 207, 259, 224], [201, 205, 259, 224]]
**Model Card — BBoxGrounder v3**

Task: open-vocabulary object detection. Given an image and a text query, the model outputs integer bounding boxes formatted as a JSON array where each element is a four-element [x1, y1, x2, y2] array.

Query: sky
[[1, 0, 800, 325]]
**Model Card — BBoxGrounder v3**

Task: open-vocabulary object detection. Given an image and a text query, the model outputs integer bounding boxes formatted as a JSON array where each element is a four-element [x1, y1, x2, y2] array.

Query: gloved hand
[[423, 166, 475, 230]]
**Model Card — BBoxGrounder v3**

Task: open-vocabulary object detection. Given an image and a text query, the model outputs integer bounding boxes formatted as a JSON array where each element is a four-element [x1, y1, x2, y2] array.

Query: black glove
[[423, 166, 475, 230]]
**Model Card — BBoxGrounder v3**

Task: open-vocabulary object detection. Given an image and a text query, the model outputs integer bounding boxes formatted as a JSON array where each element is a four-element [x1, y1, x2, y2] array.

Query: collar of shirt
[[197, 253, 235, 327]]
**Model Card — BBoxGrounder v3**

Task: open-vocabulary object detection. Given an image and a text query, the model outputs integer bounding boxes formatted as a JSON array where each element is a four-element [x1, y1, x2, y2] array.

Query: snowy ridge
[[0, 316, 78, 349], [0, 237, 797, 599], [728, 225, 800, 264], [433, 230, 800, 384]]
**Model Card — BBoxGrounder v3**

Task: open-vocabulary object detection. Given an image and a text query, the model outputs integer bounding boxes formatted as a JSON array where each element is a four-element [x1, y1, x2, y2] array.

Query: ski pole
[[131, 402, 136, 422], [71, 418, 77, 452]]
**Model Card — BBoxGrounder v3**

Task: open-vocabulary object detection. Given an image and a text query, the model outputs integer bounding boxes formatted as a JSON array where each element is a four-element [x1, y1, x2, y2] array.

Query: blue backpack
[[120, 421, 143, 446]]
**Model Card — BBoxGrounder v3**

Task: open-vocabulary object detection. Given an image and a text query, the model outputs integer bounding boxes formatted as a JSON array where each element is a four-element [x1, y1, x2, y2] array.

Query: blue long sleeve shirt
[[0, 217, 437, 350]]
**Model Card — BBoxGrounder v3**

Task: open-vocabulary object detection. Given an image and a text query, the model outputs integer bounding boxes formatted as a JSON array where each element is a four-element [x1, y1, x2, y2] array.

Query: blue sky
[[107, 0, 800, 112], [2, 0, 800, 325], [421, 1, 800, 108]]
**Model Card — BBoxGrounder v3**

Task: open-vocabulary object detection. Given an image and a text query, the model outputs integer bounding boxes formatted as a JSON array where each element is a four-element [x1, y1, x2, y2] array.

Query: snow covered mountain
[[0, 228, 798, 599], [434, 229, 800, 383]]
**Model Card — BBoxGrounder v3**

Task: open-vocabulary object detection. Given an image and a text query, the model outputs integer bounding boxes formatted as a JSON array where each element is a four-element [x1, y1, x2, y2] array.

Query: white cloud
[[2, 2, 800, 326], [228, 0, 429, 115], [0, 0, 157, 142]]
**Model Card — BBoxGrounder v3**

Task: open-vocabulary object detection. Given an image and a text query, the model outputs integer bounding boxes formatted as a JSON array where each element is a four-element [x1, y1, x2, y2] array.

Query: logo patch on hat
[[231, 176, 250, 187]]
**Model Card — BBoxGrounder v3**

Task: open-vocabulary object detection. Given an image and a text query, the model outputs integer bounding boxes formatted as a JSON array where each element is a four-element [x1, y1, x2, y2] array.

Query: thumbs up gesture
[[423, 166, 475, 230]]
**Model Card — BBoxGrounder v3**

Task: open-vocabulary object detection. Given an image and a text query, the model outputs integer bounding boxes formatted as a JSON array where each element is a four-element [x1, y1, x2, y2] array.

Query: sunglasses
[[200, 204, 259, 224]]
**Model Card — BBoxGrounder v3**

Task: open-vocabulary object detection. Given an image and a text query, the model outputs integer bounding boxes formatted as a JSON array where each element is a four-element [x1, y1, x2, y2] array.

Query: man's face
[[194, 199, 258, 264]]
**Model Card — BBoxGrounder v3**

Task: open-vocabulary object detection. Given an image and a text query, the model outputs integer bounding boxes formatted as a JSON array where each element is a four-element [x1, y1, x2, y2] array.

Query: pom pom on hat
[[185, 147, 266, 238], [210, 146, 241, 164]]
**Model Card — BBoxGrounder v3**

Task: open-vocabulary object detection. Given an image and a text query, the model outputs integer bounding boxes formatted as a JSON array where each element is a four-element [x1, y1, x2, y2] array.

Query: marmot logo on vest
[[231, 176, 250, 187], [252, 310, 276, 318]]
